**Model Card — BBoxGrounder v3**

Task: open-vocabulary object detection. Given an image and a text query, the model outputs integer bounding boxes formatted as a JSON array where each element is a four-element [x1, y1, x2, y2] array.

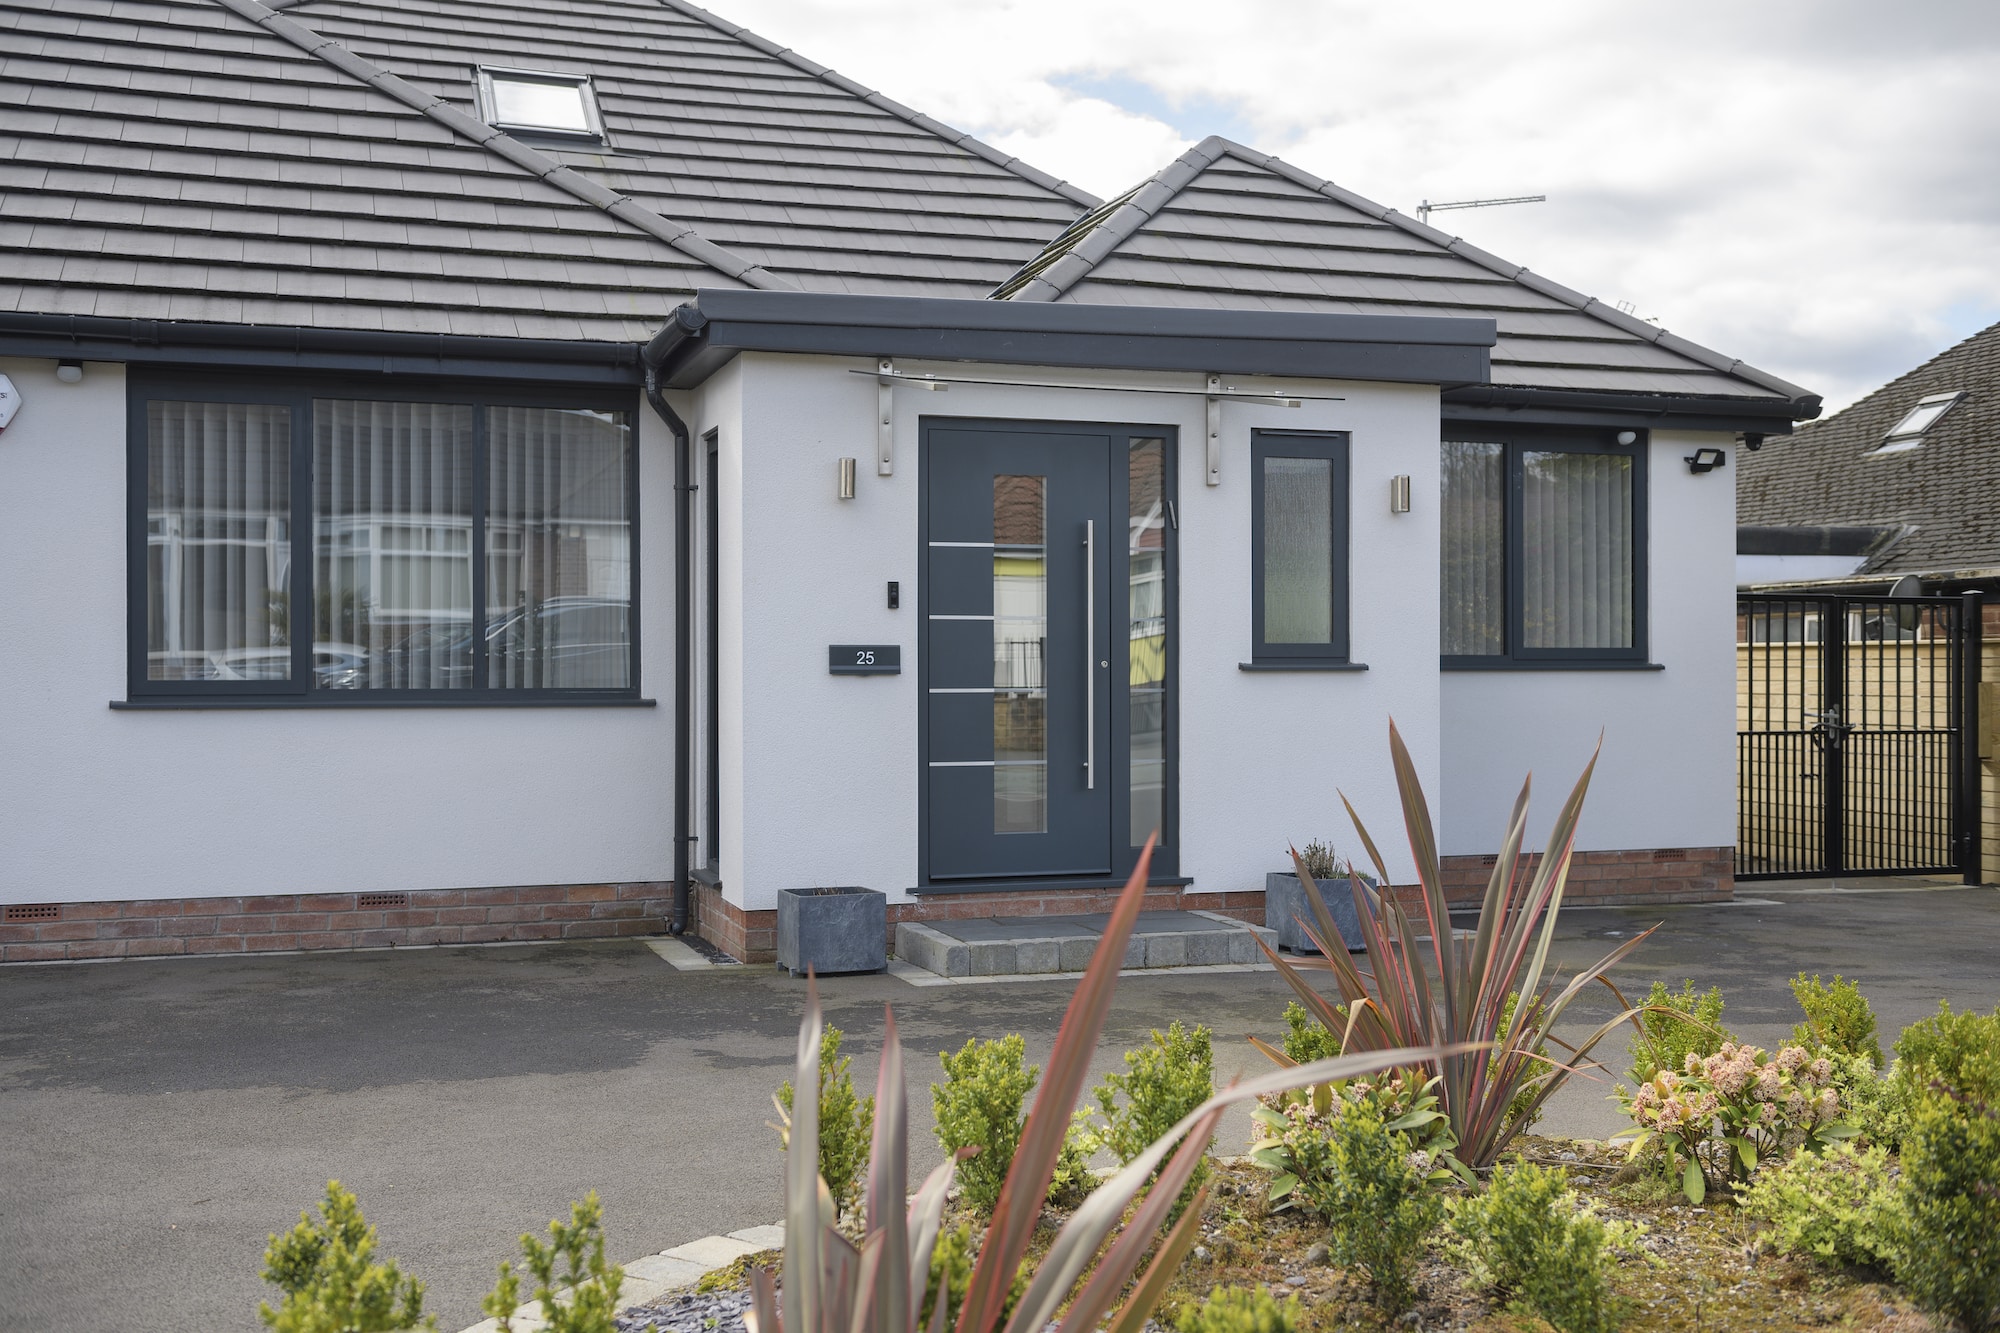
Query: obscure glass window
[[476, 68, 605, 141], [992, 475, 1048, 834], [1250, 431, 1349, 663], [131, 380, 637, 701], [1441, 432, 1647, 664]]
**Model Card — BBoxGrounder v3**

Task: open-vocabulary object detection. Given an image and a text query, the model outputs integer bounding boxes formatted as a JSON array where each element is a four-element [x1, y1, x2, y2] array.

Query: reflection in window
[[145, 401, 292, 680], [1441, 440, 1504, 656], [487, 407, 633, 689], [993, 475, 1047, 834], [1129, 439, 1166, 846], [1262, 456, 1334, 643], [314, 400, 475, 689]]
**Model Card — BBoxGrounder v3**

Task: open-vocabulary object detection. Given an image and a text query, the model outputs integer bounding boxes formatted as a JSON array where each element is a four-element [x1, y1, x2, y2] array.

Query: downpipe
[[642, 360, 694, 936]]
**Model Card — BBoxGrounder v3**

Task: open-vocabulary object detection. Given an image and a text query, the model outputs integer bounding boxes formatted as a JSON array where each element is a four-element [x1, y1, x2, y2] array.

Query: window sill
[[1239, 661, 1369, 672], [111, 696, 657, 710], [689, 867, 722, 888], [910, 874, 1192, 896], [1441, 661, 1664, 672]]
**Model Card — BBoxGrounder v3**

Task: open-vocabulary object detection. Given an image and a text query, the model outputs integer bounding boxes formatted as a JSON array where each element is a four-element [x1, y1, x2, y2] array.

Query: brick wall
[[0, 883, 672, 963]]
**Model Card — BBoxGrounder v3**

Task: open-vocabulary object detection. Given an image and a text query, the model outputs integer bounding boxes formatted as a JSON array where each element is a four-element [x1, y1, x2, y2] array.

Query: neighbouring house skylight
[[476, 67, 605, 142], [1873, 390, 1966, 453]]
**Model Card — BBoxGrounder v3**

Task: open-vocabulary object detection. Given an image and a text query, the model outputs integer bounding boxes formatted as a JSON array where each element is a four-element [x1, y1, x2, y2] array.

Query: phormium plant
[[1258, 721, 1653, 1167]]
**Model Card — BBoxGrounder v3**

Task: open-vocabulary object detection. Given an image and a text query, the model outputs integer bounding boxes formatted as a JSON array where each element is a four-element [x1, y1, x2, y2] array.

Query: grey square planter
[[1265, 871, 1371, 953], [777, 886, 887, 977]]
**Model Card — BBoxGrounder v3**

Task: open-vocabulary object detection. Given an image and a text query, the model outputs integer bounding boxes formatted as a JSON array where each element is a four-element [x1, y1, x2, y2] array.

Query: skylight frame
[[1874, 390, 1966, 454], [474, 66, 607, 144]]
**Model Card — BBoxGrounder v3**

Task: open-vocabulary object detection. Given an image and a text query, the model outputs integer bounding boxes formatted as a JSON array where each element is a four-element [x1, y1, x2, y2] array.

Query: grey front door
[[922, 421, 1173, 883]]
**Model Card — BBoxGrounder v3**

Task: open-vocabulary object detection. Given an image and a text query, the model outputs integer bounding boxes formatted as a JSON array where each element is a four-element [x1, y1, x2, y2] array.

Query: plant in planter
[[1265, 839, 1368, 954], [748, 838, 1469, 1333], [777, 885, 887, 977], [1255, 720, 1655, 1168]]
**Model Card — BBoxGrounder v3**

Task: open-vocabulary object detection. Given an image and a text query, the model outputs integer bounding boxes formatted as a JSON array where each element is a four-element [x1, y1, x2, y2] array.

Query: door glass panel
[[1128, 439, 1166, 846], [1262, 456, 1333, 643], [1441, 440, 1505, 655], [1522, 450, 1633, 649], [993, 475, 1047, 834]]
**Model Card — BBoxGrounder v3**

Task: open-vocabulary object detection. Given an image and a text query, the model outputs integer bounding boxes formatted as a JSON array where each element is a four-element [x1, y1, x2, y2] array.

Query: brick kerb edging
[[455, 1223, 784, 1333]]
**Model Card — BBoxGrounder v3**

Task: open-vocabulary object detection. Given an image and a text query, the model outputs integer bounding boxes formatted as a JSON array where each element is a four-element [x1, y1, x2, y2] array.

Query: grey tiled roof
[[996, 138, 1813, 408], [0, 0, 1093, 341], [1738, 319, 2000, 578]]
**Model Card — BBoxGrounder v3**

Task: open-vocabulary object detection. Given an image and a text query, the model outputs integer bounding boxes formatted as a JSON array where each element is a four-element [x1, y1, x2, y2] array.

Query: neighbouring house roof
[[0, 0, 1094, 343], [644, 289, 1495, 390], [1737, 318, 2000, 582], [994, 137, 1819, 428]]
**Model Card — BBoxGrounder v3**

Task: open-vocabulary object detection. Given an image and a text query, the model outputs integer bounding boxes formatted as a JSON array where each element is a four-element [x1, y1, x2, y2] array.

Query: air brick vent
[[1650, 848, 1690, 861], [357, 893, 408, 910], [5, 904, 62, 922]]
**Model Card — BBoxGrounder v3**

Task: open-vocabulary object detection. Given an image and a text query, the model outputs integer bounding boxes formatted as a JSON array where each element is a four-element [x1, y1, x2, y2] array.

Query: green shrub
[[1626, 979, 1732, 1085], [1281, 1001, 1341, 1065], [933, 1034, 1039, 1214], [777, 1024, 875, 1216], [1174, 1285, 1299, 1333], [1444, 1162, 1635, 1333], [1890, 1080, 2000, 1330], [260, 1181, 434, 1333], [1044, 1115, 1098, 1210], [919, 1223, 1028, 1332], [1826, 1050, 1912, 1151], [1294, 1097, 1440, 1311], [1738, 1141, 1900, 1270], [1093, 1021, 1215, 1218], [483, 1191, 624, 1333], [1790, 973, 1882, 1067], [1893, 1000, 2000, 1103]]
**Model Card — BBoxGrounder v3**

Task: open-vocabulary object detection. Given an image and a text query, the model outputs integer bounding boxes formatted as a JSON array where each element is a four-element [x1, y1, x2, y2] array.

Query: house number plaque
[[829, 644, 901, 676]]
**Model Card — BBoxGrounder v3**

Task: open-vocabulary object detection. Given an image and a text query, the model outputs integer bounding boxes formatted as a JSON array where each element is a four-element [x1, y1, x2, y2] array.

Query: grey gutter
[[644, 290, 1495, 389], [1443, 383, 1819, 433], [0, 313, 642, 382]]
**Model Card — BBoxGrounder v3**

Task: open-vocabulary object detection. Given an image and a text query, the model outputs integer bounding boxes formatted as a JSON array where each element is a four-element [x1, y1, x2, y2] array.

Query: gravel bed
[[617, 1287, 755, 1333]]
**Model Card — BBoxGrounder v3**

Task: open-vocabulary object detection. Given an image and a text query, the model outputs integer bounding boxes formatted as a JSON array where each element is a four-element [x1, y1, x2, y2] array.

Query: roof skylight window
[[1874, 390, 1965, 453], [475, 67, 605, 142]]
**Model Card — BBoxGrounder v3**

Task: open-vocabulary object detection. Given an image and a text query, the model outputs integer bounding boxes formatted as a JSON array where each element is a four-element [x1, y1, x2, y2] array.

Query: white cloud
[[710, 0, 2000, 410]]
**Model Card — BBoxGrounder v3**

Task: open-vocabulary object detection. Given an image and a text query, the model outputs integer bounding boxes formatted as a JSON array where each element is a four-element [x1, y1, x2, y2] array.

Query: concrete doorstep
[[454, 1223, 783, 1333], [894, 910, 1277, 980]]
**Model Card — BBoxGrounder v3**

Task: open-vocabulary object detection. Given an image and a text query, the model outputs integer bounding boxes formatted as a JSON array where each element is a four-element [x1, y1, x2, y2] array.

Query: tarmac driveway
[[1, 881, 1995, 1333]]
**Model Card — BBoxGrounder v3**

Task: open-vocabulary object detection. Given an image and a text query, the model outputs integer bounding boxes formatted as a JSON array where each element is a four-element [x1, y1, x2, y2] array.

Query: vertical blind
[[146, 401, 292, 680], [1522, 451, 1633, 650], [1440, 440, 1504, 656], [314, 400, 475, 690]]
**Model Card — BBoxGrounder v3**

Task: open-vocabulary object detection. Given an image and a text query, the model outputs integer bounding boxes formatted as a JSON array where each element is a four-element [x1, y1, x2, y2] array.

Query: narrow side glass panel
[[1128, 439, 1167, 846], [314, 400, 475, 690], [993, 474, 1047, 834], [1441, 440, 1505, 656], [146, 401, 292, 680], [1262, 456, 1333, 644], [1521, 450, 1633, 650], [487, 407, 633, 689]]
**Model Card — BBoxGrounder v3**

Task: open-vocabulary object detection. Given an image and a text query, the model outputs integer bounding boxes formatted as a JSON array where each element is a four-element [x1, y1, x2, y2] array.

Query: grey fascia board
[[650, 0, 1100, 210], [0, 313, 640, 382], [1442, 385, 1807, 433], [648, 291, 1493, 389]]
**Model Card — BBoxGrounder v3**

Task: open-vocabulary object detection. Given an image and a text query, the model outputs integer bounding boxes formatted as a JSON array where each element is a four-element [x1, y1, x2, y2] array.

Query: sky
[[710, 0, 2000, 413]]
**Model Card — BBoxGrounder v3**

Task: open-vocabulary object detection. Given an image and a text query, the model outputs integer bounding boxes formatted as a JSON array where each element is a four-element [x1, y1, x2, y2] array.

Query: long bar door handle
[[1084, 518, 1095, 791]]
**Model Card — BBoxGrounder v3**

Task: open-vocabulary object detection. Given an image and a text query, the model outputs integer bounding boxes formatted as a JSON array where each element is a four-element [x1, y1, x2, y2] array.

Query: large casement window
[[1248, 430, 1352, 666], [128, 376, 639, 703], [1441, 428, 1648, 666]]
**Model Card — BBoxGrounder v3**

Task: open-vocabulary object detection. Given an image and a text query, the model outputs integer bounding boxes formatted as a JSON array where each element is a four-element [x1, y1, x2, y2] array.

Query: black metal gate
[[1737, 592, 1983, 880]]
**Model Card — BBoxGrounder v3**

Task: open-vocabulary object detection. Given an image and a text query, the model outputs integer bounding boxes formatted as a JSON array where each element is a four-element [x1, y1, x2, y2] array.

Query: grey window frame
[[124, 370, 642, 707], [1441, 425, 1650, 670], [1249, 429, 1352, 666], [473, 66, 608, 145]]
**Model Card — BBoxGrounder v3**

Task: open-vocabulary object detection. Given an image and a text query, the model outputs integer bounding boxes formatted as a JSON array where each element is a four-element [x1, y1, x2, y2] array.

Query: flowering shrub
[[1616, 1041, 1851, 1202], [1253, 1067, 1462, 1209]]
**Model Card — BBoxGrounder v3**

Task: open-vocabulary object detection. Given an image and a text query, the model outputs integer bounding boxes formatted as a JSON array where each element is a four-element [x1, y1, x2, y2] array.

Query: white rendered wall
[[1439, 429, 1738, 856], [713, 352, 1444, 912], [0, 357, 677, 905]]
